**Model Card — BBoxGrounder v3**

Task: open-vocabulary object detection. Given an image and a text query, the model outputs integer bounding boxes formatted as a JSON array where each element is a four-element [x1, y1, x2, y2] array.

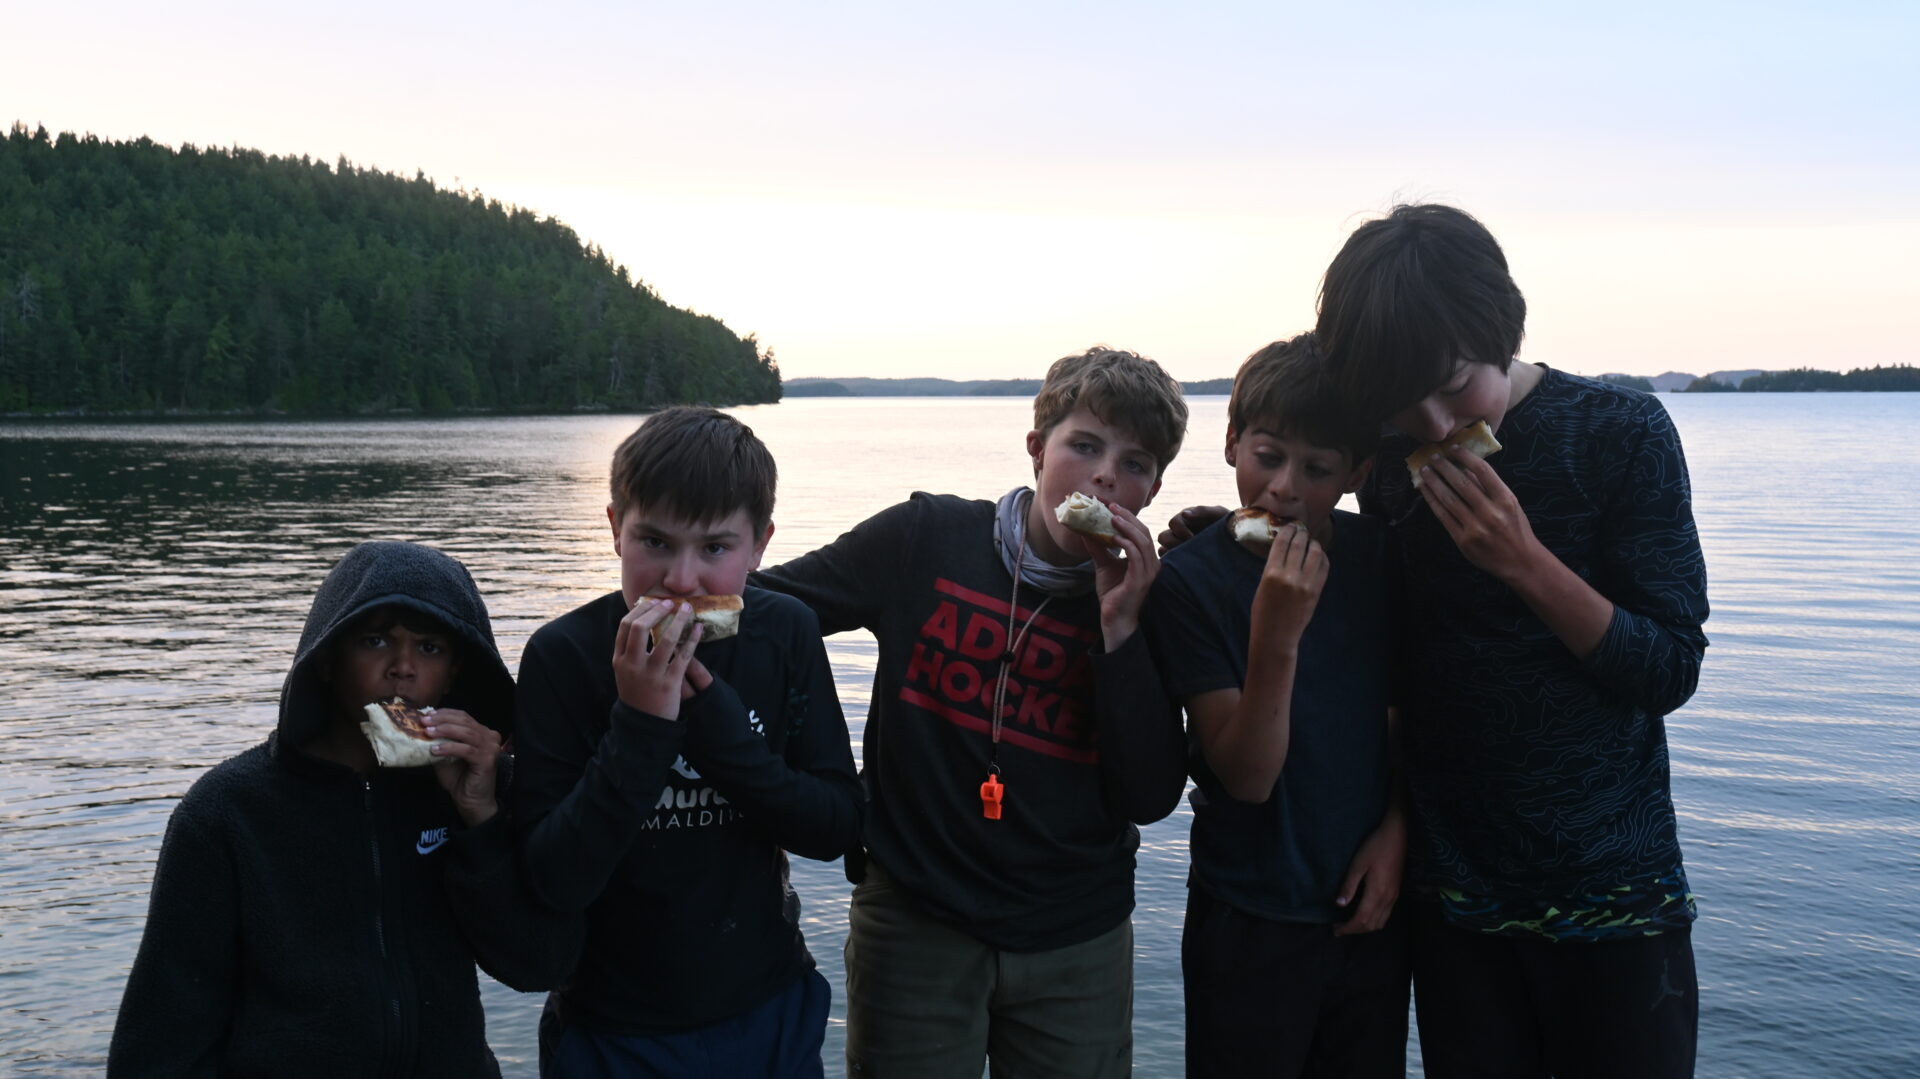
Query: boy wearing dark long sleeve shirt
[[513, 408, 860, 1077], [754, 347, 1190, 1077], [1315, 204, 1709, 1078]]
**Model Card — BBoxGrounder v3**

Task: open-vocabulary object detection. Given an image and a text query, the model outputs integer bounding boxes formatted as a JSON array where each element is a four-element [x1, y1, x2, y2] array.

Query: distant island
[[790, 367, 1917, 398], [786, 376, 1235, 397], [0, 125, 779, 416]]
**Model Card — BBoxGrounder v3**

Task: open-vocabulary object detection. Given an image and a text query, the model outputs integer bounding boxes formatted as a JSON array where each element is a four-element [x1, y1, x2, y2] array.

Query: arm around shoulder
[[750, 494, 930, 635]]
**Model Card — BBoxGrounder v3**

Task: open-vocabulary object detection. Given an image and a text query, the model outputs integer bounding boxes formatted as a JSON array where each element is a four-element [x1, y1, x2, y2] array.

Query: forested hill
[[0, 125, 780, 415]]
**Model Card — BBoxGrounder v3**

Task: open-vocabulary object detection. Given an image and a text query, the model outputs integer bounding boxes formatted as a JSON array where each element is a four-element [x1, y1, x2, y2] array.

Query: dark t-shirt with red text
[[756, 492, 1187, 952]]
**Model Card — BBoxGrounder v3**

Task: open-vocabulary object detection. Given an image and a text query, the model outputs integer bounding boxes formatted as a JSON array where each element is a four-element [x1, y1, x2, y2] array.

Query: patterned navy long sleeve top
[[1362, 367, 1709, 941]]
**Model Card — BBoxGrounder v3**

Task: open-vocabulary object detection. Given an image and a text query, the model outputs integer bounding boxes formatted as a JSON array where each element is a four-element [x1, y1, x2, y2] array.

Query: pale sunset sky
[[7, 1, 1914, 383]]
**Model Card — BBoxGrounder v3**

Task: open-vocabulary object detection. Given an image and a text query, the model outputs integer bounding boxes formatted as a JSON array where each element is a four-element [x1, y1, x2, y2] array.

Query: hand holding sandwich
[[613, 598, 704, 720], [1087, 500, 1160, 651], [1418, 446, 1614, 661], [424, 708, 504, 827], [1251, 522, 1328, 651]]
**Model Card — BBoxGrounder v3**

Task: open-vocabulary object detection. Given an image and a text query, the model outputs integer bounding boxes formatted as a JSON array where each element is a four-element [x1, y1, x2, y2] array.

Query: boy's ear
[[606, 503, 619, 541], [1343, 455, 1375, 494], [1025, 429, 1045, 477], [750, 520, 775, 571], [1223, 426, 1239, 467]]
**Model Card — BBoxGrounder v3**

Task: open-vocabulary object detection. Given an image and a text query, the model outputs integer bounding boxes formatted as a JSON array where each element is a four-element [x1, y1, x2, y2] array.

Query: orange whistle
[[980, 774, 1004, 820]]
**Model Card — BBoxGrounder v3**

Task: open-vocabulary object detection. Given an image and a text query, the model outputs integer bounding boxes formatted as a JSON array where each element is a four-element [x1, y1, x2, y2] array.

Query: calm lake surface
[[3, 393, 1918, 1077]]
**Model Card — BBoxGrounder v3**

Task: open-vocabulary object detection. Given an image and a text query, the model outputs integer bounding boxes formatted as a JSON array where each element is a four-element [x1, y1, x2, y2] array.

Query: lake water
[[3, 393, 1917, 1077]]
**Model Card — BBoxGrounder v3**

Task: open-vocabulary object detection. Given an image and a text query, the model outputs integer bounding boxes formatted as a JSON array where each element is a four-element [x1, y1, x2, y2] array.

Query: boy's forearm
[[1091, 631, 1188, 824], [444, 813, 583, 992], [515, 695, 687, 912], [1497, 538, 1615, 660], [679, 678, 862, 861], [1200, 646, 1298, 804]]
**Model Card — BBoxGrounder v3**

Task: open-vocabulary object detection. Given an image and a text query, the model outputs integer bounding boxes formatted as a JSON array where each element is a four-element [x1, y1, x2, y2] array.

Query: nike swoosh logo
[[416, 836, 449, 855]]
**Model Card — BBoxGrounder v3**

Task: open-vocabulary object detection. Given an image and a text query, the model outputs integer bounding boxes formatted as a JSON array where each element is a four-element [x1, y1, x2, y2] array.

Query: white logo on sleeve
[[416, 827, 450, 855]]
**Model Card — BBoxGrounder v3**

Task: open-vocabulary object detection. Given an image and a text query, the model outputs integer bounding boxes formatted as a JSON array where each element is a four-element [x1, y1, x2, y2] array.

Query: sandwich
[[645, 594, 744, 649], [359, 697, 444, 768], [1230, 507, 1297, 553], [1407, 420, 1503, 489], [1054, 491, 1120, 547]]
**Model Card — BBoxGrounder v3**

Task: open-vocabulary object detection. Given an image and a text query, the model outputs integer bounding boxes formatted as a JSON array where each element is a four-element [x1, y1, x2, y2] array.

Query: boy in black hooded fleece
[[110, 541, 575, 1078]]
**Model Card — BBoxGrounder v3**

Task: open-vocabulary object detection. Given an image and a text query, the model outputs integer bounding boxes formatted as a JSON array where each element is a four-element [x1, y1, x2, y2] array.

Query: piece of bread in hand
[[1054, 491, 1120, 547], [1230, 507, 1298, 553], [359, 697, 444, 768], [644, 594, 744, 649], [1407, 420, 1503, 489]]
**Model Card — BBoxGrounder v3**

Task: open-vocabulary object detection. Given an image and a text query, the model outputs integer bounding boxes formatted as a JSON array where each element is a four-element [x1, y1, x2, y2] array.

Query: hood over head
[[278, 542, 514, 752]]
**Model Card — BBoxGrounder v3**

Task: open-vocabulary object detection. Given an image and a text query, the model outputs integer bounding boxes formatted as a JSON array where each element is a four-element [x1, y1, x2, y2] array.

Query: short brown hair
[[609, 407, 776, 534], [1229, 334, 1380, 465], [1032, 346, 1188, 475]]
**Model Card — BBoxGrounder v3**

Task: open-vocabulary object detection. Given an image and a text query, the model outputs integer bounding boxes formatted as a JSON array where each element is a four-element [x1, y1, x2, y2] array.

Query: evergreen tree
[[0, 125, 780, 414]]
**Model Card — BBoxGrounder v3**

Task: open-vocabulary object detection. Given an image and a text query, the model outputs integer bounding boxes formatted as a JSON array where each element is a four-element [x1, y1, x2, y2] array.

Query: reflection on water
[[4, 395, 1919, 1076]]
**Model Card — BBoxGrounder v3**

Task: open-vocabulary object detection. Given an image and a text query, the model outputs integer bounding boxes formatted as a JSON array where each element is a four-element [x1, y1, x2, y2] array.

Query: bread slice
[[645, 594, 743, 649], [1055, 491, 1120, 546], [1230, 507, 1298, 553], [1407, 420, 1503, 489], [359, 697, 444, 768]]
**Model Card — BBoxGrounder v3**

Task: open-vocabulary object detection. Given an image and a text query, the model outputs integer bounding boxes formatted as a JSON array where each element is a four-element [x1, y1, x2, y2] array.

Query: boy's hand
[[1333, 809, 1405, 936], [1250, 523, 1328, 650], [1157, 505, 1229, 556], [1417, 449, 1542, 582], [1089, 500, 1157, 650], [613, 598, 703, 720], [426, 708, 503, 827]]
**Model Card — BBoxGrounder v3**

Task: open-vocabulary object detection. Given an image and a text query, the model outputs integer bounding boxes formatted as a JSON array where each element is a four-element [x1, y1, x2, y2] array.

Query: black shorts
[[1409, 900, 1697, 1079], [1182, 886, 1411, 1079]]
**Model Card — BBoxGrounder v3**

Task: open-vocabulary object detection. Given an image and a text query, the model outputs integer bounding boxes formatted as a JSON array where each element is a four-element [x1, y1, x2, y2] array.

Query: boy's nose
[[1406, 401, 1456, 444], [664, 556, 701, 595], [1090, 457, 1119, 489]]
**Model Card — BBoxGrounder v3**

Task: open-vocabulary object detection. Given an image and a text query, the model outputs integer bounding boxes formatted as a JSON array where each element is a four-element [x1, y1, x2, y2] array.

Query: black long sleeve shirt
[[1363, 368, 1709, 923], [513, 587, 861, 1034]]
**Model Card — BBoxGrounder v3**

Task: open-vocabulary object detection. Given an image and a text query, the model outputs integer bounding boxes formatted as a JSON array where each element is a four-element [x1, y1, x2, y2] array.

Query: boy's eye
[[1255, 453, 1282, 469], [639, 535, 667, 550], [1071, 440, 1096, 454], [418, 639, 446, 656], [704, 542, 731, 556], [1123, 458, 1149, 475], [360, 634, 388, 649]]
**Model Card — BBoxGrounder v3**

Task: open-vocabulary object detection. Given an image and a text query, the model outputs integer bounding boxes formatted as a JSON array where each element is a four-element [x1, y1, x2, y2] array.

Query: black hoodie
[[110, 542, 577, 1078]]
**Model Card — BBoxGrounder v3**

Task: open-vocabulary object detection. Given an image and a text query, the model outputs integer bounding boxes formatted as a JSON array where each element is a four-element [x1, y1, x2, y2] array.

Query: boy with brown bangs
[[512, 407, 862, 1077], [1148, 335, 1410, 1078], [1315, 204, 1707, 1078], [753, 347, 1190, 1077]]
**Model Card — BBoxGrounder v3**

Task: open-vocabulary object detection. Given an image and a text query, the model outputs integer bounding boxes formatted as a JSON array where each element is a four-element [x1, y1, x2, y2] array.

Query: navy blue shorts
[[541, 968, 830, 1079], [1183, 885, 1411, 1079]]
